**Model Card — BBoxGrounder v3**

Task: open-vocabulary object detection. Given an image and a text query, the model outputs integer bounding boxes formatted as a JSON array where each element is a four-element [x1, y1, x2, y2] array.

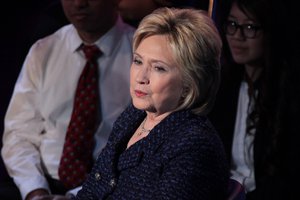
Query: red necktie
[[58, 45, 101, 189]]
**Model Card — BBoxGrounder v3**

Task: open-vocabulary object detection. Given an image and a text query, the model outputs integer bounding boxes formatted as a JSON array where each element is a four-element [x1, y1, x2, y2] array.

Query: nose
[[135, 66, 150, 84], [73, 0, 88, 7], [233, 27, 246, 40]]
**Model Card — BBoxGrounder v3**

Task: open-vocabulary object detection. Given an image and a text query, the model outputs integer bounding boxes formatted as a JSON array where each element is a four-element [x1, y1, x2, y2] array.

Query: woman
[[210, 0, 300, 199], [73, 7, 228, 199]]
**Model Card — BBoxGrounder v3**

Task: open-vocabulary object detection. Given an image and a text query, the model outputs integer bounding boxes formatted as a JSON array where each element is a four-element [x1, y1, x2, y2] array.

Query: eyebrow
[[228, 17, 260, 26], [228, 13, 258, 23], [133, 52, 172, 67]]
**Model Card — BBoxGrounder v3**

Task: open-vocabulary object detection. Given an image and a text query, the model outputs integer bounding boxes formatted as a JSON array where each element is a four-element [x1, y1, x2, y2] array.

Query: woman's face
[[226, 2, 265, 66], [130, 35, 183, 115]]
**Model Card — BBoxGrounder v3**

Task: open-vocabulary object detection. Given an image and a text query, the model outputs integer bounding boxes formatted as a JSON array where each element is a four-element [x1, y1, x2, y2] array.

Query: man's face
[[62, 0, 119, 34]]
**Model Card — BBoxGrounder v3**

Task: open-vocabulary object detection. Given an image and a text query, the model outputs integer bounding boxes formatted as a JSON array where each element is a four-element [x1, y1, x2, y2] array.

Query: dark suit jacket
[[74, 104, 229, 200]]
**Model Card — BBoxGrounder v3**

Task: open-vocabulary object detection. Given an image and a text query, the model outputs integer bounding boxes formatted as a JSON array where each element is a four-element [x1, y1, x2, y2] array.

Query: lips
[[230, 45, 247, 55], [72, 13, 89, 20], [134, 90, 147, 97]]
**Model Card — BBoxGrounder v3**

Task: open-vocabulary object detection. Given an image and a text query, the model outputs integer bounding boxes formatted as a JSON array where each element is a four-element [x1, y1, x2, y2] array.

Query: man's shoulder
[[33, 24, 73, 45], [120, 22, 136, 34], [115, 18, 136, 38], [30, 24, 75, 52]]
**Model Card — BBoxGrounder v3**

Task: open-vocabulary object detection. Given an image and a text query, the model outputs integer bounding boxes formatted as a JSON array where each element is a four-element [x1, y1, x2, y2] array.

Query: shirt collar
[[94, 15, 126, 57], [68, 15, 126, 56]]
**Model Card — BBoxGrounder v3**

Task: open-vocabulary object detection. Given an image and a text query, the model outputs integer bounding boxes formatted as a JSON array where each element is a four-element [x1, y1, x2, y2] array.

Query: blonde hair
[[133, 7, 222, 115]]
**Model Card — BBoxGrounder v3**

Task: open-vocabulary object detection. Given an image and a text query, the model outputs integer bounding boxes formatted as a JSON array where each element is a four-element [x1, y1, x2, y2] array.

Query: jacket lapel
[[117, 108, 194, 171]]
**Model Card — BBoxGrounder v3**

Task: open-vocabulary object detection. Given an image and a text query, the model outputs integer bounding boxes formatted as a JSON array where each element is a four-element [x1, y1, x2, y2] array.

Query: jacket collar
[[114, 104, 196, 171]]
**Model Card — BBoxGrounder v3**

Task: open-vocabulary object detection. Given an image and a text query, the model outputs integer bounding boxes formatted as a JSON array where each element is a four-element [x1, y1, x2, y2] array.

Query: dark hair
[[215, 0, 270, 65]]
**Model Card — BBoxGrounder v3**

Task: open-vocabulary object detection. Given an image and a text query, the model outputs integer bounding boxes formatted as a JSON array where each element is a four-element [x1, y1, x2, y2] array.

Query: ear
[[181, 87, 189, 98]]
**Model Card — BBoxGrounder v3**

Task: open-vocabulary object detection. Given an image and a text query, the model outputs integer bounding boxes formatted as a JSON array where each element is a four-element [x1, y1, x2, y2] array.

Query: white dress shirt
[[1, 16, 135, 199], [230, 81, 256, 193]]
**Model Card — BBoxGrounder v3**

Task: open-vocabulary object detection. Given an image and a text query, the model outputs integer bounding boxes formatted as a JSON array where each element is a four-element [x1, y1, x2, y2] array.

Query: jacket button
[[95, 172, 101, 180], [109, 178, 116, 187]]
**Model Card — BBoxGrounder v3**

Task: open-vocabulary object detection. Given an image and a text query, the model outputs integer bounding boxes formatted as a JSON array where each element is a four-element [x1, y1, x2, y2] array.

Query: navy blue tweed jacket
[[74, 104, 229, 200]]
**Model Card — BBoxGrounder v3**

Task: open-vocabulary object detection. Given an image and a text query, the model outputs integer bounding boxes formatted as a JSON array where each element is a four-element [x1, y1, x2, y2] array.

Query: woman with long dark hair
[[210, 0, 300, 199]]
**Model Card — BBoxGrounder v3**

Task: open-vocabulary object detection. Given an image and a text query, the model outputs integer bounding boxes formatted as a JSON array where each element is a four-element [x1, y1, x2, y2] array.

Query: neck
[[78, 29, 109, 44], [244, 57, 264, 82], [144, 111, 172, 130], [78, 15, 117, 44], [245, 65, 263, 82]]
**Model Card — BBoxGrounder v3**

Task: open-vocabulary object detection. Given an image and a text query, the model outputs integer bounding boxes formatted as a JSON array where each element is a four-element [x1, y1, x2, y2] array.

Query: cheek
[[226, 35, 233, 46], [130, 66, 136, 85], [249, 41, 265, 59], [153, 79, 182, 102]]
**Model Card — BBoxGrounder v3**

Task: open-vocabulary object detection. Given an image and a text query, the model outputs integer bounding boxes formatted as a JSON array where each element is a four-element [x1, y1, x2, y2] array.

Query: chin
[[132, 99, 144, 109], [232, 56, 249, 65], [132, 99, 152, 111]]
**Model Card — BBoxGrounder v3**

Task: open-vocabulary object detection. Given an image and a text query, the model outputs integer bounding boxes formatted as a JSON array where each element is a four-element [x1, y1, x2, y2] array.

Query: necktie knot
[[82, 45, 101, 61]]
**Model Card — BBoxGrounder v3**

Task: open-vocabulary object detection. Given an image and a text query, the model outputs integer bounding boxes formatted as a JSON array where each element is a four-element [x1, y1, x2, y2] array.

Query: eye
[[133, 57, 142, 65], [154, 65, 166, 72], [227, 20, 237, 27], [245, 24, 255, 30], [244, 24, 261, 31]]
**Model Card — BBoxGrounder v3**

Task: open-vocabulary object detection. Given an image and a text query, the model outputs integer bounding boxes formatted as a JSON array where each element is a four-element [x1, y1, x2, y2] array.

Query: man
[[1, 0, 135, 199]]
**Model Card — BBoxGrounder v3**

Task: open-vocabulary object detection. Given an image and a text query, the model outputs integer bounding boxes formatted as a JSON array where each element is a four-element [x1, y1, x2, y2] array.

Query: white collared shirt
[[230, 81, 256, 193], [2, 16, 135, 199]]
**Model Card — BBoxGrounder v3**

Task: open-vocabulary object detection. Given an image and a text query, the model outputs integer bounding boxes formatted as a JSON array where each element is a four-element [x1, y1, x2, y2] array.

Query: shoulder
[[153, 113, 229, 199], [114, 16, 136, 41], [152, 112, 228, 181], [116, 16, 136, 33], [29, 24, 74, 53], [118, 20, 136, 34], [161, 112, 225, 157], [168, 111, 219, 140], [167, 112, 228, 161], [185, 123, 222, 150]]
